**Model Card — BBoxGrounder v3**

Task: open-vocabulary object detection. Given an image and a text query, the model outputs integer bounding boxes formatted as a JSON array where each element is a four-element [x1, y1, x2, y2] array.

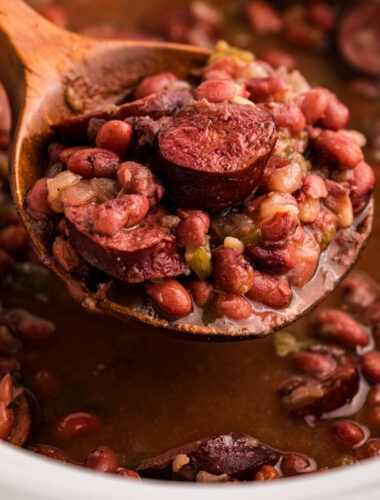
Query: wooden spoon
[[0, 0, 373, 340]]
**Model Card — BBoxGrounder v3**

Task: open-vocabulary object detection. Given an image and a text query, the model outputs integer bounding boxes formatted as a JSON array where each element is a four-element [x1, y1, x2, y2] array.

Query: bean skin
[[301, 87, 329, 125], [318, 92, 349, 131], [58, 146, 87, 165], [324, 180, 353, 229], [67, 148, 121, 179], [47, 142, 66, 164], [258, 48, 296, 70], [291, 352, 335, 376], [116, 468, 141, 479], [346, 161, 375, 214], [312, 309, 368, 348], [367, 386, 380, 406], [341, 273, 377, 312], [10, 311, 56, 341], [27, 178, 54, 221], [246, 270, 291, 309], [53, 412, 101, 441], [0, 373, 12, 407], [213, 248, 254, 295], [177, 209, 210, 231], [213, 294, 252, 320], [186, 280, 213, 308], [85, 446, 119, 473], [253, 465, 280, 481], [176, 215, 207, 250], [95, 120, 133, 158], [246, 242, 297, 273], [0, 402, 14, 440], [315, 130, 363, 169], [117, 161, 164, 207], [361, 352, 380, 384], [280, 454, 313, 477], [195, 80, 247, 103], [267, 103, 306, 134], [93, 194, 150, 237], [330, 422, 364, 447], [133, 72, 177, 100], [246, 76, 290, 103], [52, 236, 84, 273], [145, 279, 192, 318]]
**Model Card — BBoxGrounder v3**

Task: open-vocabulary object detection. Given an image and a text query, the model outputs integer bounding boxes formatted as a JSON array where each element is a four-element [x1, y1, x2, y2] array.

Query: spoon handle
[[0, 0, 94, 123]]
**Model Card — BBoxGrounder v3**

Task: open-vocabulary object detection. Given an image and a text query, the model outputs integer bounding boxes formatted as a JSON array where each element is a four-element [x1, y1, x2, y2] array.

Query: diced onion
[[90, 178, 119, 202], [47, 171, 82, 212], [61, 180, 97, 207]]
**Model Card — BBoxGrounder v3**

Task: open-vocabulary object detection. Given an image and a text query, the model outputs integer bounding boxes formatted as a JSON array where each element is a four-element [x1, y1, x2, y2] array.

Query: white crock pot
[[0, 441, 379, 499]]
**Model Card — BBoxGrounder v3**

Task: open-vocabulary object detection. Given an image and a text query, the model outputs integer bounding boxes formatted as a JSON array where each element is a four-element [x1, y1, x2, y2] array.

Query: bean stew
[[0, 0, 380, 486]]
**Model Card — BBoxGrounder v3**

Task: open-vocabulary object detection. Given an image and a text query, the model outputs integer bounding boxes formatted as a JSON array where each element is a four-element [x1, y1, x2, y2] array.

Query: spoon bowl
[[0, 0, 373, 340]]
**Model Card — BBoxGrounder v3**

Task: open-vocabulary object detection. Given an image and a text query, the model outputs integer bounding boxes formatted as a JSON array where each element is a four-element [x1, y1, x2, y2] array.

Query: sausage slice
[[338, 3, 380, 77], [64, 203, 188, 282], [157, 100, 276, 211]]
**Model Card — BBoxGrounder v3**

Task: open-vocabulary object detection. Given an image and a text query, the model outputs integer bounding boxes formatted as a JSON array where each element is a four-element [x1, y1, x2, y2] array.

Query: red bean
[[177, 209, 210, 231], [0, 357, 20, 375], [268, 103, 306, 134], [347, 161, 375, 214], [58, 146, 87, 165], [195, 80, 247, 103], [291, 352, 335, 376], [308, 2, 336, 32], [318, 92, 349, 131], [213, 248, 254, 295], [133, 72, 177, 100], [213, 294, 252, 320], [202, 69, 232, 81], [85, 446, 119, 473], [367, 386, 380, 406], [313, 309, 368, 348], [246, 271, 291, 309], [48, 142, 66, 164], [244, 1, 283, 34], [27, 178, 54, 221], [34, 369, 60, 396], [93, 194, 149, 237], [31, 444, 68, 462], [0, 373, 12, 407], [330, 421, 364, 447], [67, 148, 121, 179], [145, 279, 192, 318], [52, 236, 83, 273], [246, 77, 290, 103], [186, 280, 213, 308], [0, 402, 14, 440], [117, 161, 164, 207], [11, 311, 56, 341], [176, 215, 207, 250], [361, 352, 380, 384], [316, 130, 363, 169], [258, 49, 296, 70], [246, 242, 297, 273], [253, 465, 280, 481], [95, 120, 133, 157], [342, 274, 377, 312], [0, 225, 28, 257], [281, 454, 313, 476], [260, 211, 298, 247], [309, 209, 338, 248], [301, 87, 329, 125], [53, 412, 101, 441], [355, 439, 380, 460], [116, 468, 141, 479]]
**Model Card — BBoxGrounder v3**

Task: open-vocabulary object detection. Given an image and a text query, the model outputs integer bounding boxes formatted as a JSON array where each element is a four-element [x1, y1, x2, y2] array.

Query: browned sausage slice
[[157, 100, 276, 211], [338, 3, 380, 77], [64, 203, 188, 282]]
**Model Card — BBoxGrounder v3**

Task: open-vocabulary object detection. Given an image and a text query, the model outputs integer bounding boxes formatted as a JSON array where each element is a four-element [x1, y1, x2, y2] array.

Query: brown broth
[[5, 0, 380, 472]]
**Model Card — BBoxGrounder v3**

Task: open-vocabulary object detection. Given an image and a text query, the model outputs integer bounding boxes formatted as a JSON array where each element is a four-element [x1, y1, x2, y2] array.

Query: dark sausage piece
[[65, 203, 188, 283], [137, 433, 279, 481], [157, 101, 276, 211], [113, 89, 194, 121], [338, 3, 380, 77]]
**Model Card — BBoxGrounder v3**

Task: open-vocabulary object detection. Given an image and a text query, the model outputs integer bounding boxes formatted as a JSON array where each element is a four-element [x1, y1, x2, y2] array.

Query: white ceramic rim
[[0, 441, 379, 499]]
